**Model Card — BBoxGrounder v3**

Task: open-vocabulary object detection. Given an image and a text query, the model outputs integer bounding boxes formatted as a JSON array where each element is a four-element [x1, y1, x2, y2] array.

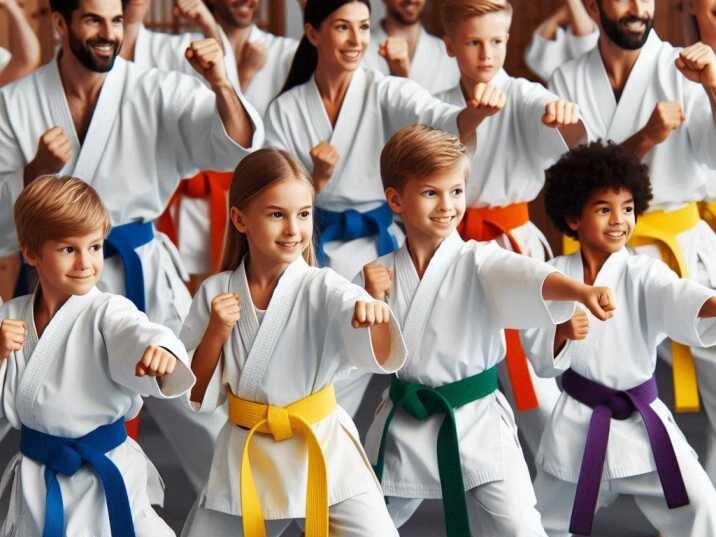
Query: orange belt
[[157, 171, 233, 273], [700, 201, 716, 230], [457, 203, 538, 411]]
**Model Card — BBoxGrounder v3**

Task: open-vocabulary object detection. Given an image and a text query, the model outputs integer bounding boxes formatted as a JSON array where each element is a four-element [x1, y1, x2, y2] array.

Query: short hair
[[15, 176, 112, 254], [50, 0, 130, 21], [544, 141, 653, 239], [442, 0, 513, 34], [380, 124, 469, 191]]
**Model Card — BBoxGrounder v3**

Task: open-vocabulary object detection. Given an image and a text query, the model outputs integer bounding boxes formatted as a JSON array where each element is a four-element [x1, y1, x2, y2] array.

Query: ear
[[22, 245, 39, 268], [566, 215, 580, 234], [384, 186, 403, 215], [305, 22, 319, 47], [230, 206, 248, 234], [51, 11, 67, 40], [443, 35, 456, 58], [584, 0, 600, 23]]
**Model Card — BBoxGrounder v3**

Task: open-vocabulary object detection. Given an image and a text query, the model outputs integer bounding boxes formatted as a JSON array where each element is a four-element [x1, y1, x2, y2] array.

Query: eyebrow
[[591, 198, 634, 205], [265, 205, 313, 210], [334, 18, 371, 23]]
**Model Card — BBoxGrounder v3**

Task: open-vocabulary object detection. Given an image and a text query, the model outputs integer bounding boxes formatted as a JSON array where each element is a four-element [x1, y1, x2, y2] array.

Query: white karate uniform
[[0, 55, 264, 491], [521, 248, 716, 537], [549, 29, 716, 482], [179, 257, 406, 537], [0, 288, 196, 537], [525, 26, 598, 82], [360, 231, 574, 534], [0, 47, 10, 73], [363, 24, 460, 95], [265, 66, 460, 416]]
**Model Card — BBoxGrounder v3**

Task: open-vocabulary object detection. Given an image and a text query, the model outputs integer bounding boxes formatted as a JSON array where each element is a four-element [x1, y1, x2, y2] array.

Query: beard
[[212, 0, 256, 30], [386, 1, 423, 26], [68, 29, 122, 72], [598, 3, 653, 50]]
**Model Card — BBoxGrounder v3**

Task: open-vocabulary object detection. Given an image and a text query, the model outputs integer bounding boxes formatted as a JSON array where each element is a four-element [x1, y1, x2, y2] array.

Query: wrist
[[208, 318, 234, 338], [211, 78, 234, 94]]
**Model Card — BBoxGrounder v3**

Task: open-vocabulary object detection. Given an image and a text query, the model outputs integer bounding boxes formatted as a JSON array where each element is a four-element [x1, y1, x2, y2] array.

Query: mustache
[[86, 38, 120, 47], [618, 15, 651, 26]]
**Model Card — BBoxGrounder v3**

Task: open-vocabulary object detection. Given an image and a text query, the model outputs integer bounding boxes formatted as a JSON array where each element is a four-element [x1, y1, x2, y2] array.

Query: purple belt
[[562, 368, 689, 536]]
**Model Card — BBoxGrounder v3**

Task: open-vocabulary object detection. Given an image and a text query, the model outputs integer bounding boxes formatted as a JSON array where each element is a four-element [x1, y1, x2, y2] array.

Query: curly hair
[[544, 141, 653, 239]]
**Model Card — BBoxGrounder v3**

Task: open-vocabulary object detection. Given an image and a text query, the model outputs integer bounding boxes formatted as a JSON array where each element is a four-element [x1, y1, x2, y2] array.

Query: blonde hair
[[380, 124, 469, 191], [442, 0, 513, 34], [14, 175, 111, 254], [220, 149, 318, 271]]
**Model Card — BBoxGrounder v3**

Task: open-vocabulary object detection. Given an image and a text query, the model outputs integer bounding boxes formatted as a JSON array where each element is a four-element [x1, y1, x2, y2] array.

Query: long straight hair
[[280, 0, 371, 95], [220, 149, 318, 272]]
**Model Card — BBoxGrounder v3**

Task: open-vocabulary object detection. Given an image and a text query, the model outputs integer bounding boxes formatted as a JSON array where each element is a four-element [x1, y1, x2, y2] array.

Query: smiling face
[[306, 1, 371, 74], [208, 0, 260, 29], [386, 162, 467, 244], [568, 187, 636, 256], [589, 0, 654, 50], [24, 228, 105, 300], [384, 0, 426, 25], [231, 177, 314, 268], [54, 0, 125, 72], [444, 12, 509, 85]]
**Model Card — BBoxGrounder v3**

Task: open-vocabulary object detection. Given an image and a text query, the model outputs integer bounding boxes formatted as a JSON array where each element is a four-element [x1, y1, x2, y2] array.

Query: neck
[[314, 62, 354, 102], [35, 286, 71, 322], [245, 254, 290, 307], [382, 15, 422, 44], [579, 244, 611, 285], [223, 22, 253, 50], [597, 35, 642, 95], [405, 232, 444, 279], [58, 48, 107, 101]]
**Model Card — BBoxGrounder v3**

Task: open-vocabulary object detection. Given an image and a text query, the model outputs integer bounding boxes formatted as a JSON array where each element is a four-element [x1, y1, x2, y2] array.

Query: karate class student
[[362, 0, 460, 95], [521, 141, 716, 537], [359, 124, 616, 537], [0, 0, 41, 85], [549, 0, 716, 482], [0, 176, 196, 537], [179, 148, 407, 537], [0, 0, 263, 492], [525, 0, 598, 82], [436, 0, 587, 458]]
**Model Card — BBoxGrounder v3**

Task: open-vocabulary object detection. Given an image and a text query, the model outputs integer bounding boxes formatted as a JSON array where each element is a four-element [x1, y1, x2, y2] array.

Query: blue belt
[[104, 222, 154, 312], [315, 203, 397, 266], [20, 419, 136, 537]]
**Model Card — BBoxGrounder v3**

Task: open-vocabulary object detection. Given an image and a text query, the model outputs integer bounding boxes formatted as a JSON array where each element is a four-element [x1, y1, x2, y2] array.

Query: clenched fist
[[676, 42, 716, 88], [556, 308, 590, 341], [26, 127, 72, 183], [579, 285, 616, 322], [352, 300, 392, 328], [0, 319, 26, 359], [186, 38, 228, 88], [310, 141, 339, 193], [238, 40, 268, 79], [378, 37, 410, 77], [209, 292, 241, 332], [642, 101, 685, 145], [465, 82, 507, 124], [135, 345, 177, 377], [363, 262, 393, 301], [542, 99, 580, 128], [174, 0, 216, 32]]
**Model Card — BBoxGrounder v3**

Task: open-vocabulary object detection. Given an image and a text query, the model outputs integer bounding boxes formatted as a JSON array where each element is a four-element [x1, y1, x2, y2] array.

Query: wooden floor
[[0, 359, 708, 537]]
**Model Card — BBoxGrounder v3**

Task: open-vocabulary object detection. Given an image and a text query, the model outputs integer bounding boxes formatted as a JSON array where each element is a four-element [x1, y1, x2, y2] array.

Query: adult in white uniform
[[549, 0, 716, 483], [362, 0, 459, 95], [0, 0, 262, 492]]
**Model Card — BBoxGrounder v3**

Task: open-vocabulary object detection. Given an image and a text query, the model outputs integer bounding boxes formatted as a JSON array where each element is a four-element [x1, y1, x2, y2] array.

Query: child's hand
[[363, 262, 393, 301], [0, 319, 25, 359], [465, 82, 507, 123], [542, 99, 580, 128], [135, 345, 177, 377], [579, 286, 616, 321], [556, 308, 590, 341], [209, 292, 241, 333], [352, 300, 391, 328]]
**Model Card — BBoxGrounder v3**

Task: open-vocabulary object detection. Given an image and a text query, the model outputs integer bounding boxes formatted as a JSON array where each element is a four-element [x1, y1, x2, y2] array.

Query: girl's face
[[306, 2, 371, 73], [231, 177, 314, 267]]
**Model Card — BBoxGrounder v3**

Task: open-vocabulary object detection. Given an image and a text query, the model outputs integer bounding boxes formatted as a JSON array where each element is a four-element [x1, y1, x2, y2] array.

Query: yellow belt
[[699, 201, 716, 230], [563, 202, 702, 412], [228, 385, 336, 537]]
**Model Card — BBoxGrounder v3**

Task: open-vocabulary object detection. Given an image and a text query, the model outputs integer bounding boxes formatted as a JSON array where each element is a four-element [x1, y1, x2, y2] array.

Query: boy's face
[[24, 228, 105, 298], [386, 163, 467, 243], [444, 13, 510, 85], [568, 187, 635, 255]]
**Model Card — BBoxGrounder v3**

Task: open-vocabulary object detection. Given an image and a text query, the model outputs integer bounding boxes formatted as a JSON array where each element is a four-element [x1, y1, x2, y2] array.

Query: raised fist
[[378, 37, 410, 77], [542, 99, 580, 128], [676, 42, 716, 88], [135, 345, 178, 377], [352, 300, 392, 328], [0, 319, 26, 360], [28, 127, 72, 181], [310, 141, 340, 193], [186, 38, 228, 88], [642, 101, 685, 145], [363, 262, 393, 301], [465, 82, 507, 124]]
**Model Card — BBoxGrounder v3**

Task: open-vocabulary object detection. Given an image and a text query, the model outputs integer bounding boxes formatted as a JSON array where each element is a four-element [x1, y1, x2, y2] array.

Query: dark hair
[[280, 0, 371, 94], [544, 140, 653, 239], [50, 0, 130, 21]]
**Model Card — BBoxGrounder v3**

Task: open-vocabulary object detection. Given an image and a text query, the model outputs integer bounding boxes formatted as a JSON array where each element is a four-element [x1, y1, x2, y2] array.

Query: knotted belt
[[563, 202, 702, 412], [562, 369, 688, 536], [103, 221, 154, 313], [228, 384, 337, 537], [374, 367, 499, 537], [20, 419, 136, 537], [315, 203, 397, 266], [457, 203, 538, 412]]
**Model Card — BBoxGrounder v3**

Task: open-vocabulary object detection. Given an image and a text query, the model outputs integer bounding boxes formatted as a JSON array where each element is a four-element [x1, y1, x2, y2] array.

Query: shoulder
[[256, 28, 299, 54], [0, 61, 46, 101], [0, 294, 31, 318], [197, 270, 233, 296], [626, 252, 675, 281]]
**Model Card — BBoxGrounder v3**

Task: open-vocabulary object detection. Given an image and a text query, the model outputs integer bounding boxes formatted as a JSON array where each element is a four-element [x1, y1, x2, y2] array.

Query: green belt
[[373, 366, 499, 537]]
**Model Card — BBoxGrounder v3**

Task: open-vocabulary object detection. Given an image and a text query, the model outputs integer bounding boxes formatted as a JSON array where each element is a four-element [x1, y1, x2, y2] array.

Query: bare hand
[[556, 308, 590, 341], [135, 345, 178, 377], [352, 300, 392, 328], [209, 292, 241, 331], [0, 319, 26, 359], [174, 0, 216, 33], [378, 37, 410, 77], [676, 42, 716, 88], [642, 101, 685, 145], [363, 262, 393, 301], [29, 127, 72, 178], [238, 40, 268, 76], [310, 141, 339, 193], [579, 286, 616, 321], [186, 38, 228, 88], [465, 82, 507, 124], [542, 99, 580, 128]]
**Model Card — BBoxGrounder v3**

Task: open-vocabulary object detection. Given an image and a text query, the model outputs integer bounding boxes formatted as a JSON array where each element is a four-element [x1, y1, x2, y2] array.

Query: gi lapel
[[43, 59, 79, 176]]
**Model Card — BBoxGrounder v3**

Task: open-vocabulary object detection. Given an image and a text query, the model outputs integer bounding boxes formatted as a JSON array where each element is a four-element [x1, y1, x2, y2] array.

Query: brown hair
[[14, 175, 111, 254], [220, 149, 317, 271], [380, 124, 469, 191], [442, 0, 513, 34]]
